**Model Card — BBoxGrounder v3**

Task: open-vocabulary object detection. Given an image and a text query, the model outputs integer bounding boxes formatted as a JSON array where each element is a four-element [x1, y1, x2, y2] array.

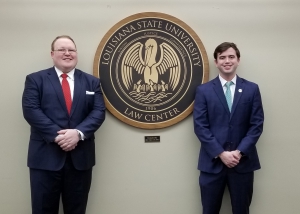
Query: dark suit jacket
[[22, 67, 106, 171], [193, 76, 264, 174]]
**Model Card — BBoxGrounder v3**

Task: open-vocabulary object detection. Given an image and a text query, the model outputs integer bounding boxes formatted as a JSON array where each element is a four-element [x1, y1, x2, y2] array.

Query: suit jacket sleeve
[[237, 85, 264, 155], [75, 78, 106, 138], [22, 74, 61, 143], [193, 86, 224, 159]]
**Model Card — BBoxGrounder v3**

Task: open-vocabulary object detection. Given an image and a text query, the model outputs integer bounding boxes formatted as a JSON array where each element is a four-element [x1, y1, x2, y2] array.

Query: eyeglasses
[[53, 49, 77, 54]]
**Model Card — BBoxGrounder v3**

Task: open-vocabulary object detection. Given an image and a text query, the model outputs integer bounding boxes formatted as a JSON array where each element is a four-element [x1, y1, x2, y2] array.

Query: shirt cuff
[[76, 129, 85, 141]]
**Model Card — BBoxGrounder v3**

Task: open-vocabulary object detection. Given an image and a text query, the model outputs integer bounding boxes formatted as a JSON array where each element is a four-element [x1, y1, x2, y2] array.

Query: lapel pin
[[238, 89, 242, 93]]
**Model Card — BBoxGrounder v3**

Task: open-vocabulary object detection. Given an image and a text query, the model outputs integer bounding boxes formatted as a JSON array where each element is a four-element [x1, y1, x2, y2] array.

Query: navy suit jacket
[[22, 67, 106, 171], [193, 76, 264, 174]]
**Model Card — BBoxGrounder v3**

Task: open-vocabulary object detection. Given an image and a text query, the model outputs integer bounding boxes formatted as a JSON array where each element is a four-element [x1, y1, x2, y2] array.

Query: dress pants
[[30, 154, 92, 214], [199, 167, 254, 214]]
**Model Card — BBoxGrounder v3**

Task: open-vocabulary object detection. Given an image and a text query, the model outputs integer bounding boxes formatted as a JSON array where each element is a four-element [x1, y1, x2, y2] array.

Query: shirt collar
[[219, 74, 237, 87], [54, 66, 75, 81]]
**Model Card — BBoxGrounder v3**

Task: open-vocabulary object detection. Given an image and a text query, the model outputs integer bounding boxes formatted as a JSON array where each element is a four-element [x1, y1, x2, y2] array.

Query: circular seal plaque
[[93, 12, 209, 129]]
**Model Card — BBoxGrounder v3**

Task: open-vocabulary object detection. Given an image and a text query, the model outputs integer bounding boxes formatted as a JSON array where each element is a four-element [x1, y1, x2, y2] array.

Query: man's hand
[[219, 151, 240, 168], [55, 129, 80, 151], [232, 150, 242, 160]]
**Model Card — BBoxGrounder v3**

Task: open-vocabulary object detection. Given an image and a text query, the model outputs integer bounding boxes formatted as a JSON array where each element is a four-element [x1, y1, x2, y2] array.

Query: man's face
[[215, 47, 240, 78], [51, 38, 77, 73]]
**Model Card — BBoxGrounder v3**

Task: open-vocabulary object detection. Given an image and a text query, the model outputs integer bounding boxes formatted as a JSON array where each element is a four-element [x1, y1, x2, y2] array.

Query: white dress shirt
[[219, 75, 237, 103], [55, 67, 75, 99]]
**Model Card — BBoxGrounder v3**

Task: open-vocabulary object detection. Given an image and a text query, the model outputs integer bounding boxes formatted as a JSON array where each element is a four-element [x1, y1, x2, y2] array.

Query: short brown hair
[[213, 42, 240, 60], [51, 35, 76, 51]]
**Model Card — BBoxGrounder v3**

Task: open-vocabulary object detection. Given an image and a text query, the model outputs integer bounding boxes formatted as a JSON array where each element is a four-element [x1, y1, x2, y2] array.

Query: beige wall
[[1, 0, 300, 213]]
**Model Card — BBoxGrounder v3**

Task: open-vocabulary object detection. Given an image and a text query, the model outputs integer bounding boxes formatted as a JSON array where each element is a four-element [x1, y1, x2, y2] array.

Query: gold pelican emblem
[[121, 38, 181, 92]]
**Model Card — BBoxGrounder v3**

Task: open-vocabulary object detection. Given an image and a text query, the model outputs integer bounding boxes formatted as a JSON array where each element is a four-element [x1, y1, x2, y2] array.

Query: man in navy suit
[[22, 35, 106, 214], [193, 42, 264, 214]]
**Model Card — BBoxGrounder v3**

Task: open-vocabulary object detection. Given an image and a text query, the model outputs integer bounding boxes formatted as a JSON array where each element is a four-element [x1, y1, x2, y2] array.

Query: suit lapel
[[47, 67, 68, 113], [70, 69, 83, 117], [230, 76, 244, 119], [212, 77, 231, 115]]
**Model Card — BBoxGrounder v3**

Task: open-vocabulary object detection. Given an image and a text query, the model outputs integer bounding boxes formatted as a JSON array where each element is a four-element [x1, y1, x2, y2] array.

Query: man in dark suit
[[22, 35, 106, 214], [193, 42, 264, 214]]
